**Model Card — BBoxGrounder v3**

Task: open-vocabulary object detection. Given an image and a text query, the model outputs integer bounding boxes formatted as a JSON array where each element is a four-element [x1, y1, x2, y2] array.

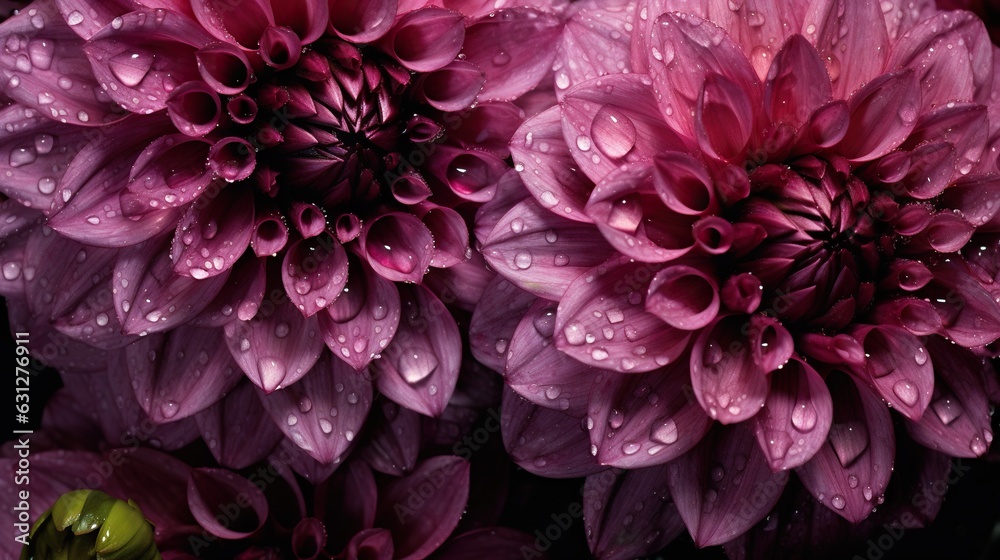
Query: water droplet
[[37, 177, 56, 194], [576, 135, 592, 152], [622, 442, 641, 455], [397, 347, 438, 383], [831, 495, 846, 510], [562, 323, 586, 345], [297, 397, 313, 413], [492, 51, 511, 66], [608, 409, 624, 429], [892, 380, 919, 407], [274, 322, 290, 338], [160, 400, 179, 419], [848, 474, 859, 488], [863, 486, 874, 501], [791, 403, 818, 432], [592, 105, 637, 158], [67, 11, 84, 25], [286, 414, 298, 426], [109, 51, 154, 87], [914, 347, 927, 365], [711, 465, 725, 482], [2, 262, 21, 280], [319, 419, 333, 434], [9, 147, 37, 168], [514, 251, 532, 269], [650, 418, 678, 444], [971, 436, 987, 455]]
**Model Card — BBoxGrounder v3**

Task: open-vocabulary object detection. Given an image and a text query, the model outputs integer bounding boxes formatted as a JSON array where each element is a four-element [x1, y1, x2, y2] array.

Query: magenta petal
[[361, 212, 434, 283], [189, 253, 266, 326], [696, 72, 754, 161], [469, 276, 536, 373], [926, 260, 1000, 347], [252, 209, 290, 257], [374, 456, 470, 560], [291, 517, 326, 560], [55, 0, 134, 40], [506, 300, 597, 416], [223, 298, 325, 392], [86, 9, 211, 113], [359, 401, 420, 475], [172, 186, 253, 279], [690, 316, 770, 424], [195, 381, 283, 468], [433, 528, 537, 560], [588, 362, 712, 468], [554, 257, 691, 373], [165, 81, 221, 137], [462, 8, 562, 102], [191, 0, 272, 50], [648, 12, 760, 139], [122, 135, 214, 215], [562, 73, 687, 183], [258, 352, 372, 464], [0, 2, 124, 124], [584, 465, 685, 560], [666, 424, 788, 547], [115, 236, 228, 334], [765, 35, 831, 128], [447, 102, 524, 158], [801, 0, 889, 99], [373, 285, 461, 416], [753, 358, 833, 471], [278, 437, 344, 483], [320, 255, 401, 371], [836, 70, 920, 162], [502, 388, 603, 478], [330, 0, 398, 43], [196, 42, 252, 95], [427, 145, 508, 202], [126, 325, 241, 423], [344, 529, 394, 560], [413, 60, 484, 111], [380, 7, 464, 73], [795, 372, 894, 523], [554, 0, 634, 97], [420, 204, 469, 268], [646, 264, 720, 331], [188, 468, 268, 539], [509, 106, 595, 223], [282, 232, 348, 317], [906, 337, 993, 458], [483, 197, 614, 300], [652, 151, 719, 216]]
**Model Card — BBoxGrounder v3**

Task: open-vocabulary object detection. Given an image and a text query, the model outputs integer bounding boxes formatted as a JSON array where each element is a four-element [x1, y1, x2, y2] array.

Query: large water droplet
[[397, 347, 438, 383], [892, 379, 919, 407], [160, 400, 179, 419], [765, 430, 793, 461], [828, 422, 869, 467], [109, 51, 155, 88], [592, 105, 637, 159], [932, 397, 962, 425], [830, 495, 846, 510], [606, 196, 642, 234], [791, 402, 818, 432], [650, 418, 678, 444]]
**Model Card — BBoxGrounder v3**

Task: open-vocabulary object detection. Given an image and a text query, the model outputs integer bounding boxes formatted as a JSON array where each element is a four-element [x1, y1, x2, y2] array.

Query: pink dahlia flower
[[474, 0, 1000, 554], [0, 0, 565, 460]]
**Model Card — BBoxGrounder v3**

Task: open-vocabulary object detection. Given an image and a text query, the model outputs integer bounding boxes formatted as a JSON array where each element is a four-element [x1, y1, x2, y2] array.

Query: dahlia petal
[[469, 276, 536, 373], [269, 0, 327, 44], [483, 197, 614, 300], [6, 299, 109, 372], [919, 211, 974, 253], [372, 285, 460, 416], [697, 72, 755, 161], [648, 12, 760, 139], [171, 186, 252, 279], [223, 298, 324, 392], [358, 401, 420, 475], [191, 0, 272, 49], [330, 0, 398, 43], [850, 325, 933, 420], [666, 424, 789, 547], [646, 265, 720, 331], [562, 73, 688, 183], [323, 460, 376, 549], [115, 235, 228, 334], [0, 107, 94, 216], [801, 0, 889, 99], [554, 257, 691, 373], [720, 272, 763, 314], [189, 253, 266, 326], [282, 232, 348, 317], [690, 316, 770, 424], [85, 9, 213, 114], [906, 337, 993, 458], [188, 468, 268, 539], [278, 437, 344, 483], [584, 465, 685, 560], [765, 34, 831, 129], [344, 529, 394, 560], [252, 209, 290, 256], [195, 381, 283, 468], [47, 118, 184, 245], [588, 362, 712, 468], [291, 518, 327, 560], [448, 102, 524, 158], [888, 10, 993, 109], [165, 80, 221, 137], [379, 8, 464, 73], [427, 145, 508, 202], [586, 162, 697, 263], [260, 24, 302, 70], [125, 324, 241, 424], [554, 0, 634, 97], [121, 135, 214, 216], [836, 70, 920, 162], [880, 0, 936, 41], [258, 352, 372, 464], [433, 528, 537, 560], [802, 99, 849, 149], [509, 105, 594, 222], [374, 456, 470, 560], [319, 255, 402, 371], [906, 102, 988, 182], [360, 212, 434, 283], [795, 372, 894, 523], [927, 259, 1000, 347], [462, 8, 562, 102], [0, 2, 125, 124], [413, 60, 485, 112], [700, 0, 800, 81], [877, 437, 952, 529], [942, 175, 1000, 228], [422, 249, 494, 311], [888, 142, 957, 200], [420, 205, 468, 269], [652, 152, 719, 216], [506, 299, 597, 415], [97, 447, 196, 529], [502, 389, 603, 478], [54, 0, 134, 40], [753, 358, 833, 471], [475, 169, 530, 242]]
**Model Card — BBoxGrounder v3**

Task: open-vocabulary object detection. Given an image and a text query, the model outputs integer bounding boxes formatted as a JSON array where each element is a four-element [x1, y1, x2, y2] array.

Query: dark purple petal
[[191, 0, 271, 50], [690, 316, 770, 424], [646, 264, 720, 330], [433, 528, 538, 560], [189, 253, 267, 326], [379, 7, 464, 73], [375, 456, 471, 560], [282, 232, 348, 317], [666, 424, 789, 547], [165, 80, 221, 137], [121, 135, 214, 215], [188, 468, 268, 539], [373, 285, 461, 416], [796, 372, 895, 523], [502, 388, 604, 478], [584, 465, 685, 560], [324, 460, 377, 550], [196, 381, 284, 469], [753, 358, 833, 471], [587, 362, 712, 468], [223, 298, 324, 392], [292, 517, 326, 560], [196, 42, 252, 94], [361, 212, 434, 283], [171, 186, 253, 279], [329, 0, 398, 43], [554, 257, 691, 373], [850, 325, 933, 421], [469, 276, 536, 373], [358, 400, 420, 475]]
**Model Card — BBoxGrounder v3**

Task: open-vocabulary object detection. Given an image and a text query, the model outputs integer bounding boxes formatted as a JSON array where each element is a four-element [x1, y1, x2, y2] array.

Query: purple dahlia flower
[[473, 0, 1000, 553], [0, 0, 566, 462]]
